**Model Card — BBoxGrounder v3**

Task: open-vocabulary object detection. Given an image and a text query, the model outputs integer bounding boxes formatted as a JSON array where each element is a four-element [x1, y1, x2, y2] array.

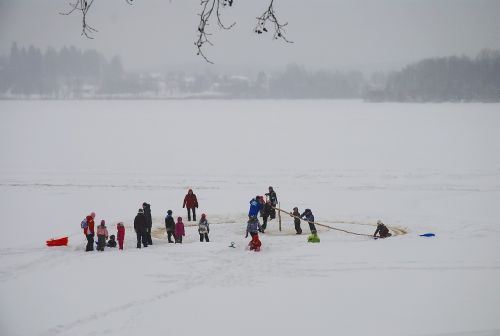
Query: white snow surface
[[0, 100, 499, 336]]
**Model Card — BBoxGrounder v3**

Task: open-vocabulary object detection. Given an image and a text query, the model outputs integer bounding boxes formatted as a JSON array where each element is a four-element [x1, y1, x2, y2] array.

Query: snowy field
[[0, 100, 499, 336]]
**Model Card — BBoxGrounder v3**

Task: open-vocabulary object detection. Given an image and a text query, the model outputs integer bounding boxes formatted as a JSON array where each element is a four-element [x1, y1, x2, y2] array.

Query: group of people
[[245, 186, 392, 250], [81, 186, 392, 252], [81, 189, 209, 251], [81, 212, 125, 251]]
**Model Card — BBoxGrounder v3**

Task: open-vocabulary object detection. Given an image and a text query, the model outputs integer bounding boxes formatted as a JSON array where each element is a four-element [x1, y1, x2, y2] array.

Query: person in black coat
[[374, 220, 392, 238], [300, 208, 316, 234], [260, 200, 273, 233], [164, 210, 176, 243], [265, 186, 277, 219], [143, 202, 153, 245], [134, 208, 148, 248], [291, 207, 302, 234]]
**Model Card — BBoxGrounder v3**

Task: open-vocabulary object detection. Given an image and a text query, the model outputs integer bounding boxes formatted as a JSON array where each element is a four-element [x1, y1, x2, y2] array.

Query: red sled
[[46, 237, 69, 247]]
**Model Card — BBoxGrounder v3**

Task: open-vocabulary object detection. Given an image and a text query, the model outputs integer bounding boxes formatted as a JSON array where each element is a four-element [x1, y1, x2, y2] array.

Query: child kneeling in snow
[[246, 216, 262, 252], [374, 220, 391, 238], [107, 235, 117, 248]]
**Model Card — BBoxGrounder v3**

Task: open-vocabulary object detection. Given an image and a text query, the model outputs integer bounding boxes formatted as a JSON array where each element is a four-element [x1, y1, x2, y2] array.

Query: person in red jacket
[[175, 217, 185, 244], [183, 189, 199, 221], [84, 212, 96, 252], [116, 222, 125, 250]]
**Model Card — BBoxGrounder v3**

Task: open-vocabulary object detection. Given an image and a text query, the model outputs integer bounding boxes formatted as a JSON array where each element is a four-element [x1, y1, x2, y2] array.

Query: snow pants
[[175, 235, 183, 244], [294, 219, 302, 234], [118, 239, 124, 250], [145, 227, 153, 245], [136, 229, 148, 248], [199, 233, 209, 242], [85, 233, 94, 251], [308, 222, 317, 234], [187, 207, 196, 221], [261, 215, 269, 232], [97, 235, 106, 251], [166, 229, 175, 243]]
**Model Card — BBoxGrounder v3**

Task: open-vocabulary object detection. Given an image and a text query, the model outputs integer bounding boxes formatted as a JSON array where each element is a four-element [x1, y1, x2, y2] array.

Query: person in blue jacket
[[248, 196, 263, 219]]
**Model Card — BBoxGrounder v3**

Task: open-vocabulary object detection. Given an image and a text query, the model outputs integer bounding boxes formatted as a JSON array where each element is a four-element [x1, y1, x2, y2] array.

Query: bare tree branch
[[254, 0, 292, 43], [61, 0, 292, 63], [195, 0, 235, 64], [60, 0, 134, 39]]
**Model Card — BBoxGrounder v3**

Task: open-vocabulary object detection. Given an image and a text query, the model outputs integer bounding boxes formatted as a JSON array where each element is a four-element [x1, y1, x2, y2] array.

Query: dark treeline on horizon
[[1, 43, 499, 102], [366, 50, 500, 102]]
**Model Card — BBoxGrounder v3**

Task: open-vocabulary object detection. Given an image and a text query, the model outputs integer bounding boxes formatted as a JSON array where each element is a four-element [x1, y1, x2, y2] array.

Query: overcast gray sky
[[1, 0, 500, 73]]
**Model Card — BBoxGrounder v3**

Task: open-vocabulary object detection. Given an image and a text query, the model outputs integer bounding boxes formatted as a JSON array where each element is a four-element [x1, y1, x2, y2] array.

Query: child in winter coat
[[117, 222, 125, 250], [198, 213, 210, 242], [290, 207, 302, 234], [107, 235, 117, 248], [165, 210, 175, 243], [246, 216, 262, 251], [249, 234, 262, 251], [175, 217, 185, 244], [96, 220, 109, 251]]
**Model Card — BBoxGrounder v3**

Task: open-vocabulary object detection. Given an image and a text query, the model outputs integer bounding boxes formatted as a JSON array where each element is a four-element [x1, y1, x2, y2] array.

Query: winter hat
[[101, 220, 105, 225], [201, 213, 206, 219], [377, 220, 383, 225], [167, 210, 172, 215], [90, 212, 96, 218], [177, 217, 182, 222], [138, 208, 144, 214], [293, 207, 298, 211]]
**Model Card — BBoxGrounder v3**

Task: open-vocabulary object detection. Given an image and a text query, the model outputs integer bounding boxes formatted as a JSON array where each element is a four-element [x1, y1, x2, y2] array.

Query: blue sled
[[419, 233, 435, 237]]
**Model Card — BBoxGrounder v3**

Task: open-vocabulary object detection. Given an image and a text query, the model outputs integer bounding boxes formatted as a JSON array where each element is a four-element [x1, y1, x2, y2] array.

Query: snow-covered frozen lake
[[1, 100, 499, 336]]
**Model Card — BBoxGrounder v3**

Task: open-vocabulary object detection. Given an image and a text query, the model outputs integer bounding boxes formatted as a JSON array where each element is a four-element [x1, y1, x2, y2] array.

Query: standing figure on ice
[[245, 216, 262, 251], [116, 222, 125, 250], [183, 189, 199, 221], [82, 212, 96, 252], [301, 209, 320, 243], [96, 220, 109, 251], [300, 209, 317, 234], [143, 202, 153, 245], [265, 186, 278, 206], [265, 186, 277, 219], [248, 196, 263, 219], [198, 213, 210, 242], [134, 208, 148, 248], [374, 220, 392, 238], [290, 207, 302, 234], [164, 210, 175, 243], [175, 217, 185, 244], [260, 200, 273, 233]]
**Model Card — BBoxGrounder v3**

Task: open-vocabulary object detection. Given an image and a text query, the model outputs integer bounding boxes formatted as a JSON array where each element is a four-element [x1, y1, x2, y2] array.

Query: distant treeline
[[0, 43, 364, 99], [365, 50, 500, 102], [0, 43, 145, 98], [1, 43, 499, 101]]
